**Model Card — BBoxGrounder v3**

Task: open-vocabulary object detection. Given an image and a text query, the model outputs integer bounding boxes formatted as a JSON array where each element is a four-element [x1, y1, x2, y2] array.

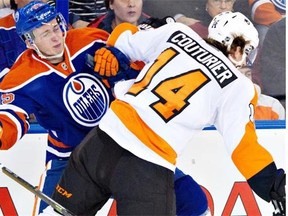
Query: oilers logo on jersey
[[63, 73, 110, 127]]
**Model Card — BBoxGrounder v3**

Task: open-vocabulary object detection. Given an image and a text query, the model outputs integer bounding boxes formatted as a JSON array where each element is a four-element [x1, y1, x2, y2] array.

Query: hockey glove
[[270, 169, 286, 216], [138, 16, 175, 30], [94, 47, 130, 78], [86, 49, 140, 88]]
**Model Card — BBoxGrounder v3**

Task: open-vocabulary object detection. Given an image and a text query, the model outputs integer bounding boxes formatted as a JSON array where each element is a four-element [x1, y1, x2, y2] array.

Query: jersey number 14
[[127, 48, 210, 122]]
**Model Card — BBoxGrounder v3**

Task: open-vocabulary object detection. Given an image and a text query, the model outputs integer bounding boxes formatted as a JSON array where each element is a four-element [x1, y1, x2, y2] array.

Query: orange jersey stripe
[[0, 14, 15, 28], [107, 23, 139, 46], [231, 120, 274, 179], [48, 134, 70, 149], [0, 112, 28, 150], [111, 99, 177, 165], [255, 106, 279, 120], [231, 92, 273, 179], [66, 27, 109, 56], [1, 51, 53, 89]]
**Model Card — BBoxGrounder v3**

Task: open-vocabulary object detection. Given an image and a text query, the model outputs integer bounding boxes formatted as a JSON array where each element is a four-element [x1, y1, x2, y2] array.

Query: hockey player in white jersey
[[0, 1, 213, 215], [49, 12, 285, 215]]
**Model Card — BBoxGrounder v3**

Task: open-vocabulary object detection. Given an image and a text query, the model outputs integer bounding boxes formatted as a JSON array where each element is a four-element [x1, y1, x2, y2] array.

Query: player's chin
[[52, 48, 64, 56]]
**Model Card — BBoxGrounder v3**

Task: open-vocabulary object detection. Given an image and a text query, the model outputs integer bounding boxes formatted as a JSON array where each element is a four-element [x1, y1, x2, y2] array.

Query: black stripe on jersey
[[167, 31, 237, 88]]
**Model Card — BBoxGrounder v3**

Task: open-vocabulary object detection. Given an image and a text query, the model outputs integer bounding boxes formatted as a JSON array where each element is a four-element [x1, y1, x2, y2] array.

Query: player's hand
[[94, 47, 119, 77], [271, 169, 286, 215], [94, 47, 130, 78], [93, 47, 140, 87]]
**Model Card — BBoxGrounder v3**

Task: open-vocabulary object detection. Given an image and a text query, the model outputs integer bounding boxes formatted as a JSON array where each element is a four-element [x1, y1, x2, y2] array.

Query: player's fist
[[94, 47, 119, 77]]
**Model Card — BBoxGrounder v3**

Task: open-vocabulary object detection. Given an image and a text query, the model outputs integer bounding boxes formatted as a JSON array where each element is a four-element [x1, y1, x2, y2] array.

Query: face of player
[[110, 0, 143, 26], [32, 18, 65, 62], [206, 0, 235, 18]]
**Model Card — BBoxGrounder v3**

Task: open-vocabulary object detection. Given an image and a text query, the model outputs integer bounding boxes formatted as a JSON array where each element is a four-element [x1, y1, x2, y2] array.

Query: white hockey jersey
[[99, 23, 274, 181]]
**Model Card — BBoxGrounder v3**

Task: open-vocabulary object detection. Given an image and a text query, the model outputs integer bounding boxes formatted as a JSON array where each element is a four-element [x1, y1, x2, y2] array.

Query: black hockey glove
[[271, 169, 286, 216], [138, 16, 175, 30]]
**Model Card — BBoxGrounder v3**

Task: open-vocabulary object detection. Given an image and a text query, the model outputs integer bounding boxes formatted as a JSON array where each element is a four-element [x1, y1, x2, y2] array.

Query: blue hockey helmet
[[15, 1, 67, 42]]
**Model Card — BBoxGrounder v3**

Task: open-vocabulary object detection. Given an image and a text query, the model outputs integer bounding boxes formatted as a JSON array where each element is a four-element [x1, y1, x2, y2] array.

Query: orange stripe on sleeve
[[111, 100, 177, 165], [48, 134, 71, 149], [107, 23, 139, 46], [0, 14, 15, 28], [255, 106, 279, 120], [231, 121, 274, 179], [0, 112, 28, 150], [231, 90, 273, 179]]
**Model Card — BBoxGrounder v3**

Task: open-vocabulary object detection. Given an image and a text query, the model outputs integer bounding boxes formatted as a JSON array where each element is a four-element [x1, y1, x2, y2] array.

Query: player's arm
[[93, 23, 140, 79], [0, 93, 30, 150], [248, 164, 285, 215], [106, 17, 176, 58], [216, 84, 285, 214], [0, 112, 29, 150], [232, 116, 285, 214], [93, 20, 180, 78]]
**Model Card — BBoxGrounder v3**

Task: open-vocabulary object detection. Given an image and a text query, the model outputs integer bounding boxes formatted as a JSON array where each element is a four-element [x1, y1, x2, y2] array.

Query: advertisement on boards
[[0, 124, 285, 216]]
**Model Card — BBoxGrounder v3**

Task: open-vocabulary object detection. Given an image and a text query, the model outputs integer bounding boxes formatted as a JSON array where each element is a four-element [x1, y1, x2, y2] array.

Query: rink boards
[[0, 121, 285, 216]]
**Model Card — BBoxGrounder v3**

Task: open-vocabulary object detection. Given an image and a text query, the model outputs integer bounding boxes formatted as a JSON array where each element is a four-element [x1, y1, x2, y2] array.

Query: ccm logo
[[56, 184, 73, 198]]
